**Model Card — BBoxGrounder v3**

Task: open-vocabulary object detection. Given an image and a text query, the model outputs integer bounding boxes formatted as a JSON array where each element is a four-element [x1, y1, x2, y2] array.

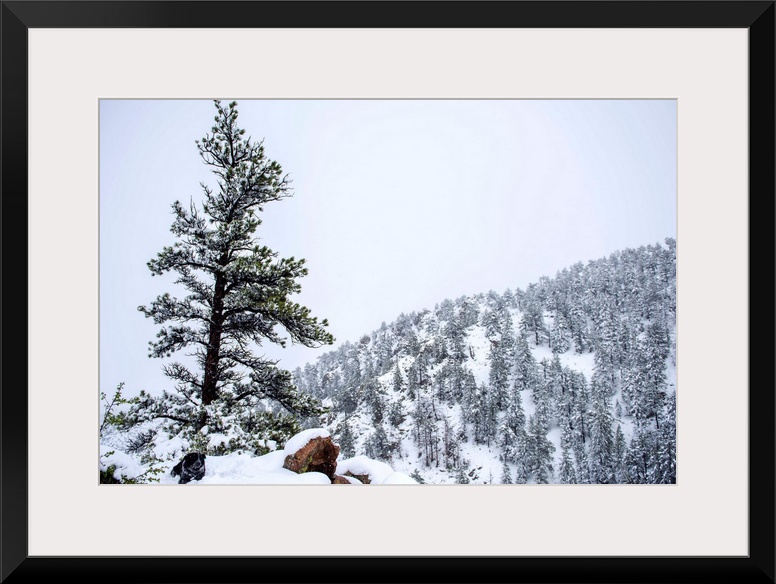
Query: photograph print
[[99, 98, 677, 486]]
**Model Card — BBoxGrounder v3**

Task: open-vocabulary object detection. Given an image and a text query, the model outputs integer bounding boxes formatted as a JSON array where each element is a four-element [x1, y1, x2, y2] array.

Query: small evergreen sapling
[[100, 384, 165, 484]]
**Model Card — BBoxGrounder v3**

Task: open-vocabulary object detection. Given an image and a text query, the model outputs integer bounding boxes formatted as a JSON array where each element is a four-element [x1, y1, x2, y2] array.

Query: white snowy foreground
[[100, 428, 417, 485]]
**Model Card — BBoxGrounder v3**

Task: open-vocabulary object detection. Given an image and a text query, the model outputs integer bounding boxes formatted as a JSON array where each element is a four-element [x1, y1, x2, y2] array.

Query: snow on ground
[[337, 455, 395, 484], [101, 429, 417, 485], [382, 472, 418, 484], [158, 451, 332, 485], [100, 444, 146, 481]]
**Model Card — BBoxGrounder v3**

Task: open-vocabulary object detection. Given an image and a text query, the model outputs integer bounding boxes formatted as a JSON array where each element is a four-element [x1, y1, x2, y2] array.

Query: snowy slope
[[295, 239, 677, 484]]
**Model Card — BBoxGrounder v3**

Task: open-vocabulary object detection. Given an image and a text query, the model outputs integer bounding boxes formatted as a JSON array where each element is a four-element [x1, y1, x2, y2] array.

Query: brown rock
[[283, 435, 340, 479], [344, 471, 371, 485], [331, 475, 352, 484]]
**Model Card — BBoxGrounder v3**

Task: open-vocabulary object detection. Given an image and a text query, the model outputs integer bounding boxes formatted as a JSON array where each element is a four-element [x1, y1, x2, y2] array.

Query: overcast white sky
[[100, 99, 676, 398]]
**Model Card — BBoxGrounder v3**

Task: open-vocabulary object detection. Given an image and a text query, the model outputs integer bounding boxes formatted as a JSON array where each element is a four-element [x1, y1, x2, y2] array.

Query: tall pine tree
[[132, 100, 334, 446]]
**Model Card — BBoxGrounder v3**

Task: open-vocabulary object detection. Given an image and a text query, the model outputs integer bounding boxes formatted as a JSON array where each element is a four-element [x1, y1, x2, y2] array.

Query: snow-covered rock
[[336, 455, 396, 485], [282, 430, 340, 479]]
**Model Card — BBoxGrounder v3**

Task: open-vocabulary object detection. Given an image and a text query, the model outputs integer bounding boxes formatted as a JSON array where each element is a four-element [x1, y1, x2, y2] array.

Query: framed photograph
[[3, 1, 773, 582]]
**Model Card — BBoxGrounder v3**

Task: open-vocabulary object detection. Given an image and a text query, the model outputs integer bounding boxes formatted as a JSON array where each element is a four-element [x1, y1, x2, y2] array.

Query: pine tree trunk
[[202, 273, 226, 407]]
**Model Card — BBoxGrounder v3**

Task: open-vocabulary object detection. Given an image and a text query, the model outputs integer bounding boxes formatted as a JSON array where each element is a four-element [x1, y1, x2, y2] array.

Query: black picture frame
[[2, 2, 773, 583]]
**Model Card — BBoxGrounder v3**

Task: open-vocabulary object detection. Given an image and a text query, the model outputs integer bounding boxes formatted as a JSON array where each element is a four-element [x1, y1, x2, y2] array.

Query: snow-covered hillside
[[295, 239, 677, 484]]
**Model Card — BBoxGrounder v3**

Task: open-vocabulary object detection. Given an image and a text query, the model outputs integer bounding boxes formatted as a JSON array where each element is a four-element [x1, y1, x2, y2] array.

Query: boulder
[[331, 475, 353, 484], [283, 435, 340, 479], [344, 471, 371, 484]]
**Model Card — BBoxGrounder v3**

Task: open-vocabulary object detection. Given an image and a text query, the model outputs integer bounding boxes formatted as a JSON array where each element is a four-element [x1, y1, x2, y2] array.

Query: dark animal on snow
[[170, 452, 206, 484]]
